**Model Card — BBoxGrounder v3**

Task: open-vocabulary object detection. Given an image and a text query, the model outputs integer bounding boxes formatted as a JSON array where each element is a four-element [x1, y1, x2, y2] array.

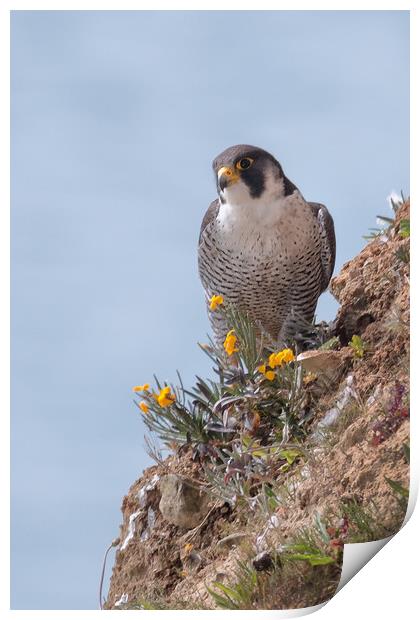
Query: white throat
[[216, 171, 297, 230]]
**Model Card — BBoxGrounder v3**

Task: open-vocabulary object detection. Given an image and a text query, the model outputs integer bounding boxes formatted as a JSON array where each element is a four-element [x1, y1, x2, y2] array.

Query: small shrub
[[349, 334, 366, 359], [398, 218, 410, 238], [207, 560, 258, 610], [339, 499, 392, 542]]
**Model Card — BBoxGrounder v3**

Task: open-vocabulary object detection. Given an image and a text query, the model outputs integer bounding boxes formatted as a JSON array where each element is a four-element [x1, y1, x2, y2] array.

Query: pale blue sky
[[11, 10, 409, 609]]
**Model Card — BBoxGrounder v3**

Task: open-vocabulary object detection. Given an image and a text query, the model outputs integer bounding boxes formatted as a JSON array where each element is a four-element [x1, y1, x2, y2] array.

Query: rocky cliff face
[[105, 201, 409, 610]]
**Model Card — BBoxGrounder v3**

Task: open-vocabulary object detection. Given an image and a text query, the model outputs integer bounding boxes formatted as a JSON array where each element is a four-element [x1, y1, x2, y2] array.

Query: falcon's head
[[212, 144, 296, 206]]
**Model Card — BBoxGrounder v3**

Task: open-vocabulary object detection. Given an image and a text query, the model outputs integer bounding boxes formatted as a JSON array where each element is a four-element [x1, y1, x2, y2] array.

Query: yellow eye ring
[[236, 157, 254, 171]]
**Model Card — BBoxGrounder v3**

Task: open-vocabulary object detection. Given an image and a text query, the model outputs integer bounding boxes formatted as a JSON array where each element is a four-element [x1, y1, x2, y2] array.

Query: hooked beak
[[217, 166, 240, 192]]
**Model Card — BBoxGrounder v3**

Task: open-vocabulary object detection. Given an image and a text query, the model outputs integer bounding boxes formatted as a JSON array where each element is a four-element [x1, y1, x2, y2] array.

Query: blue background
[[11, 10, 409, 609]]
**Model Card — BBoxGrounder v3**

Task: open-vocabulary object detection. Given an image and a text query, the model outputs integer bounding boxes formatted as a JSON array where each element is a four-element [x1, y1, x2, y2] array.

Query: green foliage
[[362, 192, 404, 240], [223, 302, 264, 375], [282, 514, 337, 567], [340, 500, 391, 543], [385, 477, 409, 511], [263, 483, 281, 512], [279, 448, 302, 464], [283, 545, 335, 566], [202, 439, 306, 508], [135, 374, 222, 449], [319, 336, 340, 351], [363, 215, 394, 240], [363, 193, 409, 247], [314, 511, 332, 544], [389, 191, 405, 212], [348, 334, 365, 359], [207, 560, 258, 610], [207, 513, 342, 610], [134, 305, 319, 515], [385, 477, 408, 498], [399, 218, 410, 238]]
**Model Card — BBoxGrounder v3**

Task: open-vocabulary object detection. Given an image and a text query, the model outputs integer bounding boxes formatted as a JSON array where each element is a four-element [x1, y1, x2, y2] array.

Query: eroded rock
[[158, 474, 210, 529], [297, 349, 342, 379]]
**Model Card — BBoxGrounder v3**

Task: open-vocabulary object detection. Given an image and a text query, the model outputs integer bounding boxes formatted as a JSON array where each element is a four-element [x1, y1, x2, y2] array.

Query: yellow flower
[[132, 383, 150, 392], [139, 402, 149, 413], [268, 352, 281, 369], [209, 294, 224, 311], [156, 386, 176, 408], [281, 348, 295, 364], [184, 543, 193, 554], [224, 329, 239, 356], [268, 348, 295, 368], [257, 363, 276, 381]]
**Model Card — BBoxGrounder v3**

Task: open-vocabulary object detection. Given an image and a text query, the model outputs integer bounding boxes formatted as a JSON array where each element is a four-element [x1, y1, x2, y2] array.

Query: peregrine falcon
[[198, 144, 336, 346]]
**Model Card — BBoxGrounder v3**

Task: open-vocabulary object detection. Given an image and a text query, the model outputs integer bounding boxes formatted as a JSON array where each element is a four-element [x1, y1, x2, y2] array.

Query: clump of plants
[[348, 334, 366, 359], [282, 512, 346, 565], [362, 192, 410, 267], [207, 559, 258, 610], [207, 513, 343, 610], [362, 191, 405, 240], [337, 499, 392, 543], [132, 297, 317, 459]]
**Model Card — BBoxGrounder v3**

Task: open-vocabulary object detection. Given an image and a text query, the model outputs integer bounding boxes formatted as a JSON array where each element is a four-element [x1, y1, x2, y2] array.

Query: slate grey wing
[[198, 199, 221, 298], [198, 199, 231, 345], [308, 202, 336, 291], [198, 199, 219, 245]]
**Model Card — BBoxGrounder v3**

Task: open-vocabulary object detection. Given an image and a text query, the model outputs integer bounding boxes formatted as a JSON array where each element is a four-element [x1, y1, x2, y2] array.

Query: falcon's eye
[[236, 157, 254, 171]]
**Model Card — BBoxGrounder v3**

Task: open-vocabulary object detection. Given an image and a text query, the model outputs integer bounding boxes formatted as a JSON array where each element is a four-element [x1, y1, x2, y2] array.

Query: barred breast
[[198, 194, 325, 345]]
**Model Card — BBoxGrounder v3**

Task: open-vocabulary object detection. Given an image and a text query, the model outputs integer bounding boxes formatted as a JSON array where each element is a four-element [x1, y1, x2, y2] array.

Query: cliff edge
[[105, 200, 410, 610]]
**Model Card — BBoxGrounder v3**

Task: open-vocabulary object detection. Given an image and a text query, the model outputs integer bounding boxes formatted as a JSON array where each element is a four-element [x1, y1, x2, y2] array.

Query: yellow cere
[[139, 402, 149, 413], [217, 166, 240, 185], [156, 386, 176, 408], [218, 166, 234, 178], [132, 383, 150, 392], [209, 294, 224, 311], [224, 329, 239, 356]]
